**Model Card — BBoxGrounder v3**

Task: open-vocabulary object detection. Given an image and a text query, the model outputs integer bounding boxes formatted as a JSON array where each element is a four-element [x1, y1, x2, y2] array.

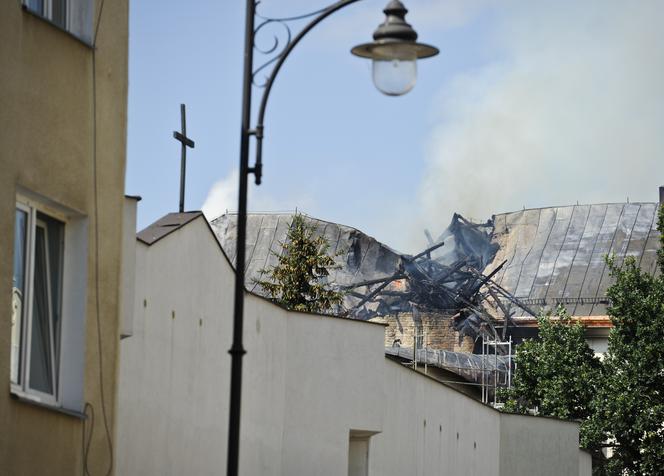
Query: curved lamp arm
[[228, 4, 366, 476], [248, 0, 362, 185], [228, 2, 436, 476]]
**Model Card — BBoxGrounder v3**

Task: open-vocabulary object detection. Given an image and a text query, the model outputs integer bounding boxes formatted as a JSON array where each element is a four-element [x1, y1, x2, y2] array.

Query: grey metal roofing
[[210, 203, 661, 319], [210, 213, 402, 298], [137, 212, 203, 245], [484, 203, 661, 316]]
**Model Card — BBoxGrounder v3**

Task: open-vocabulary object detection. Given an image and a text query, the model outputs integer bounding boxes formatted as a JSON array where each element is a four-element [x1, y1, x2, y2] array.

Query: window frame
[[11, 197, 67, 406], [11, 191, 88, 413], [23, 0, 70, 31]]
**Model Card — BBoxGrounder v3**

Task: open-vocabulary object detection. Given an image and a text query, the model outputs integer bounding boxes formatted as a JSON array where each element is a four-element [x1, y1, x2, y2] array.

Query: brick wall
[[379, 311, 474, 353]]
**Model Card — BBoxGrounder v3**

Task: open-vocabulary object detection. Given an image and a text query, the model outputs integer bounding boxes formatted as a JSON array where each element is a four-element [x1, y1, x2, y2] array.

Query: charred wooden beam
[[351, 278, 400, 313], [342, 273, 406, 290], [484, 278, 538, 317], [464, 260, 507, 296], [409, 241, 445, 261]]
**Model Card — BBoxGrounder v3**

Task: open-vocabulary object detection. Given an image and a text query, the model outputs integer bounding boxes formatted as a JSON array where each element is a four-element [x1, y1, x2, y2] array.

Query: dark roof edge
[[213, 210, 404, 255], [494, 202, 660, 218], [137, 212, 203, 245]]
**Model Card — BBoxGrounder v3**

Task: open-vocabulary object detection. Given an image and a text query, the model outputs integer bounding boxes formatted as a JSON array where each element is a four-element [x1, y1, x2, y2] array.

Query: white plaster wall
[[276, 302, 384, 476], [579, 450, 592, 476], [239, 294, 288, 476], [116, 216, 589, 476], [586, 337, 608, 357], [500, 413, 581, 476], [371, 359, 501, 476], [116, 219, 233, 475], [117, 218, 386, 475]]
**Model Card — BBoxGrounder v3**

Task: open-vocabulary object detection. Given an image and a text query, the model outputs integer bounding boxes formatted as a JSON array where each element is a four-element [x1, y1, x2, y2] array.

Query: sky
[[125, 0, 664, 253]]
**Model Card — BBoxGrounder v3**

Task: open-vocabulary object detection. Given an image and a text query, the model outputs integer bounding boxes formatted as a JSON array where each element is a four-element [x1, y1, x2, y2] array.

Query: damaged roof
[[210, 202, 661, 322], [210, 212, 402, 291], [484, 203, 661, 316]]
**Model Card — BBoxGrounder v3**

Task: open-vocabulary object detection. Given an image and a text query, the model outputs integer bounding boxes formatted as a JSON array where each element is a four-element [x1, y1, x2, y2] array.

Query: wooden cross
[[173, 103, 195, 213]]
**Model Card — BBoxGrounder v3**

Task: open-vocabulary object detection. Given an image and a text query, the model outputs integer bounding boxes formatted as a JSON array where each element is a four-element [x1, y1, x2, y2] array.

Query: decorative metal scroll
[[252, 1, 340, 87]]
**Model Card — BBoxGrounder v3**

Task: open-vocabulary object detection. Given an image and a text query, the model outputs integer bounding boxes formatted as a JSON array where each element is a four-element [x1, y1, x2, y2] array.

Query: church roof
[[484, 203, 661, 316], [210, 212, 401, 297], [210, 202, 662, 320]]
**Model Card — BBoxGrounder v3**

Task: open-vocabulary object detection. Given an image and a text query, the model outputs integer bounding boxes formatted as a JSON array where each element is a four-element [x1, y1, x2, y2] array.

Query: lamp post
[[228, 1, 438, 475]]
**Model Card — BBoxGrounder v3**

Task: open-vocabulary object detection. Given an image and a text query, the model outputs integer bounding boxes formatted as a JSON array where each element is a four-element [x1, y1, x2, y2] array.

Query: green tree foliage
[[595, 204, 664, 475], [501, 307, 604, 452], [254, 214, 343, 313]]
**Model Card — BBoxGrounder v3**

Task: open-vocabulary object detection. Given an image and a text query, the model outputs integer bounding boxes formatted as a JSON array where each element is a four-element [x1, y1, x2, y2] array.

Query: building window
[[12, 200, 65, 404], [11, 193, 88, 412], [23, 0, 94, 44], [24, 0, 68, 30]]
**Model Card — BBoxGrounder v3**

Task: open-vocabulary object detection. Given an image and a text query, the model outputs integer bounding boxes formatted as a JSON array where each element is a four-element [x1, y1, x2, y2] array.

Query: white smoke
[[418, 0, 664, 227], [201, 168, 317, 221], [201, 169, 239, 220]]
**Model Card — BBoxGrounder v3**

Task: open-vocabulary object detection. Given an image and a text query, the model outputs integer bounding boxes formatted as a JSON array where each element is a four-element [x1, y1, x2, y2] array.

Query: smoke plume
[[419, 0, 664, 227]]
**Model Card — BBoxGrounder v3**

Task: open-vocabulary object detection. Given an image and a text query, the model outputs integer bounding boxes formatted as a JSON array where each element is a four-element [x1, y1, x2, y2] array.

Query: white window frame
[[11, 192, 88, 413]]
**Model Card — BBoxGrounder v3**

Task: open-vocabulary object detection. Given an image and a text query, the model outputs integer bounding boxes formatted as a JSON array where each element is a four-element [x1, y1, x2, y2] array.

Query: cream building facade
[[1, 0, 128, 473], [117, 212, 592, 476]]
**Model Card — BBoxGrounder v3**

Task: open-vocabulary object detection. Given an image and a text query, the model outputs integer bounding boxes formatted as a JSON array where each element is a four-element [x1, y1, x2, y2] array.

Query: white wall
[[586, 336, 609, 357], [371, 359, 500, 476], [116, 216, 589, 476], [579, 450, 593, 476], [116, 219, 232, 475], [500, 413, 580, 475]]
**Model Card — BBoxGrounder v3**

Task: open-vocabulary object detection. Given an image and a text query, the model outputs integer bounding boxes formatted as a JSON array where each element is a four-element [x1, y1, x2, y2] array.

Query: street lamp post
[[228, 1, 438, 475]]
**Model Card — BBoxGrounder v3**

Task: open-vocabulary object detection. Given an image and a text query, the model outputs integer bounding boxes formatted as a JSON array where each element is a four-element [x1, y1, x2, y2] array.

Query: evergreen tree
[[254, 214, 343, 313]]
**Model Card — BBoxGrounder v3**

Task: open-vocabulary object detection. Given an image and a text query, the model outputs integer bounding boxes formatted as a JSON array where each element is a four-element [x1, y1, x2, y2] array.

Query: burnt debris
[[342, 214, 534, 343], [212, 212, 536, 344]]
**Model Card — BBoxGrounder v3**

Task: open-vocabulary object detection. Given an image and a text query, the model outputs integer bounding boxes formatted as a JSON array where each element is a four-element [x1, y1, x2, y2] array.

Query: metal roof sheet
[[210, 213, 402, 300], [210, 202, 661, 320], [485, 203, 660, 316]]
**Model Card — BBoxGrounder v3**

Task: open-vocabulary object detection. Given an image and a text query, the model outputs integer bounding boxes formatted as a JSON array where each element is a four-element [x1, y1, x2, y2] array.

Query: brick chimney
[[660, 185, 664, 204]]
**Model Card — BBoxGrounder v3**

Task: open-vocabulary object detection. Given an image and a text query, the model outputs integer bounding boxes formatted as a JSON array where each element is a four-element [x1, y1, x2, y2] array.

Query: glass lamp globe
[[372, 57, 416, 96], [351, 0, 438, 96], [369, 43, 418, 96]]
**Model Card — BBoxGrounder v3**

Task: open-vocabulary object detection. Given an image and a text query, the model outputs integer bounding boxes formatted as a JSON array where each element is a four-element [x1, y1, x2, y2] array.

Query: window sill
[[21, 5, 94, 49], [11, 390, 87, 420]]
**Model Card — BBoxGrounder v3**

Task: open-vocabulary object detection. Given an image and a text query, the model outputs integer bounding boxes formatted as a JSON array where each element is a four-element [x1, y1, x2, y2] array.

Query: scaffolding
[[481, 335, 513, 406]]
